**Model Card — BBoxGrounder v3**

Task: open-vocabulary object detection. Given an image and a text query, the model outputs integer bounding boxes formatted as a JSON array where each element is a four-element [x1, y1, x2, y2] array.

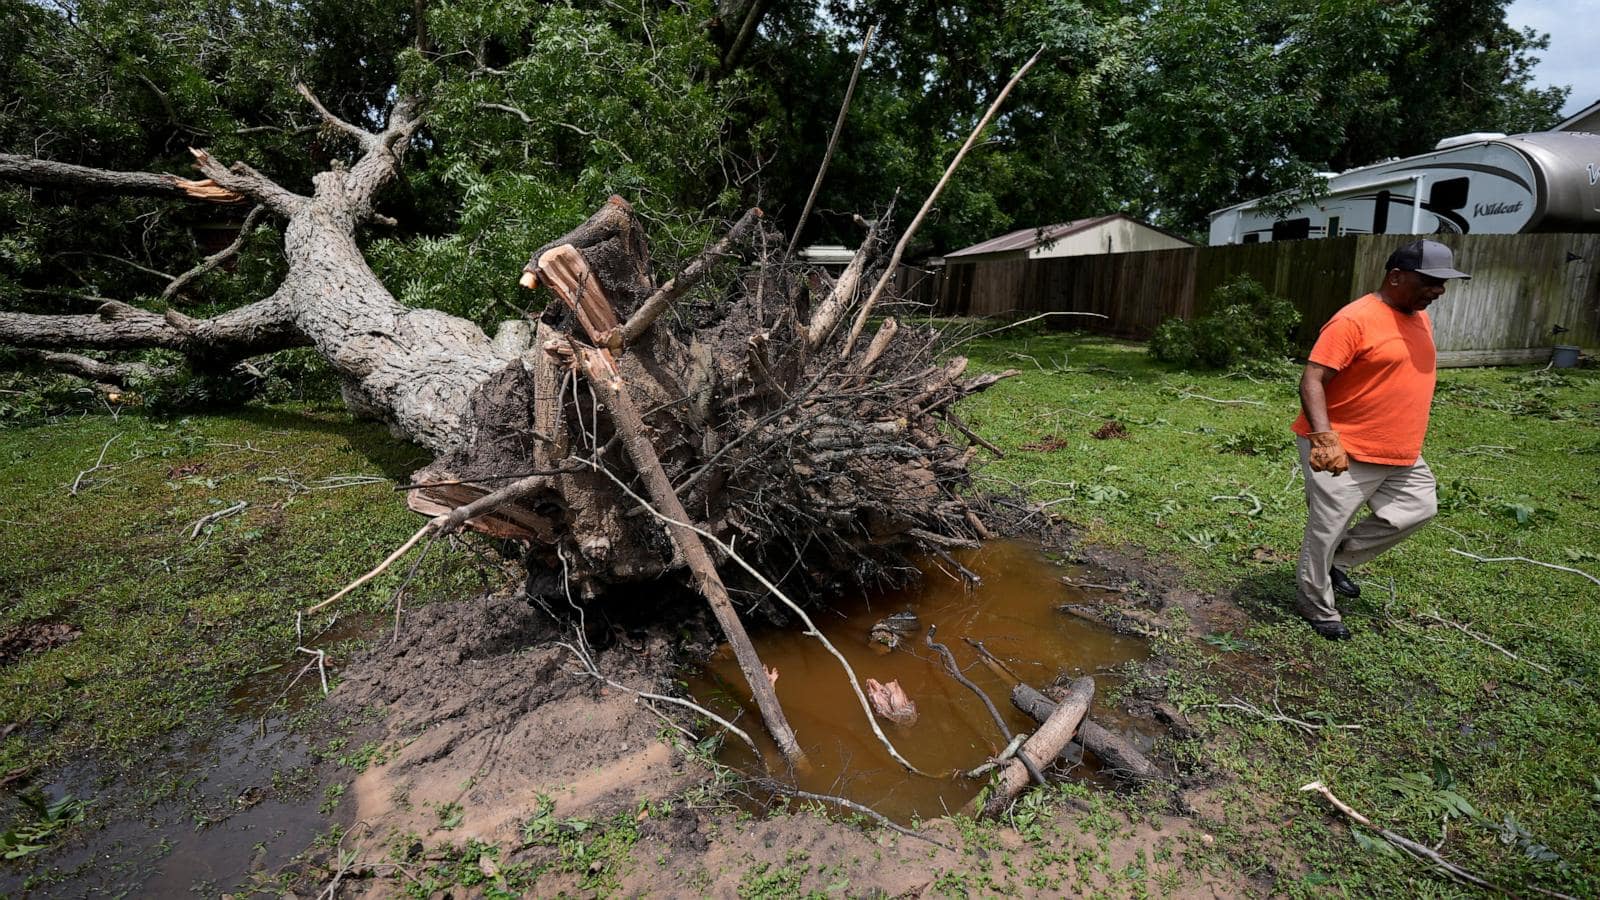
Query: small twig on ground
[[305, 522, 435, 615], [1415, 612, 1556, 676], [207, 440, 280, 454], [748, 777, 952, 851], [1061, 578, 1126, 593], [557, 641, 761, 757], [1177, 390, 1265, 407], [296, 646, 330, 694], [189, 500, 247, 539], [1210, 491, 1263, 516], [1199, 696, 1360, 736], [314, 821, 371, 900], [69, 434, 119, 495], [1447, 548, 1600, 588], [310, 474, 388, 490], [1300, 781, 1576, 899]]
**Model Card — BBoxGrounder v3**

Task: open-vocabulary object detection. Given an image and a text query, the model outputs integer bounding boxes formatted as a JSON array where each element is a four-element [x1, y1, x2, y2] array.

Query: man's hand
[[1307, 431, 1349, 475]]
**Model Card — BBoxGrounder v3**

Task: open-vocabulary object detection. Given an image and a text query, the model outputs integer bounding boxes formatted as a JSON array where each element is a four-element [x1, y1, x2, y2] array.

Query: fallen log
[[977, 676, 1093, 819], [1012, 684, 1162, 784]]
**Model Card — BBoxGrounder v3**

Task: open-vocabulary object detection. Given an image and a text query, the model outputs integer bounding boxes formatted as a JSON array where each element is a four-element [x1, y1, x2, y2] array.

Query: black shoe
[[1330, 567, 1361, 599], [1310, 620, 1352, 641]]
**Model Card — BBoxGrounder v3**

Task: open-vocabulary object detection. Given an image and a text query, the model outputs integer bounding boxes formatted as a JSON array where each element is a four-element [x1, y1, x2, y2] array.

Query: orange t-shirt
[[1291, 293, 1436, 465]]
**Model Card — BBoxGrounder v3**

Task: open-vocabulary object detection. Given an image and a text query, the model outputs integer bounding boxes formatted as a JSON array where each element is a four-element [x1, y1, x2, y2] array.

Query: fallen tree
[[0, 86, 1021, 765]]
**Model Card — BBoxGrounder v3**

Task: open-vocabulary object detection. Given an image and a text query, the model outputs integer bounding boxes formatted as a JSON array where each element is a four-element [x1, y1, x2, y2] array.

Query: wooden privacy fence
[[930, 233, 1600, 366]]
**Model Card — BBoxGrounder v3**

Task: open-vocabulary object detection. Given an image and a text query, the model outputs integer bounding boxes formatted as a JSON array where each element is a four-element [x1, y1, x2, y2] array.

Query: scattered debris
[[1092, 421, 1129, 440]]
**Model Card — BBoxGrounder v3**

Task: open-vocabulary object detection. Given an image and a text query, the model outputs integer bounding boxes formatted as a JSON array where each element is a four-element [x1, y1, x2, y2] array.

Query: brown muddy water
[[687, 540, 1153, 824]]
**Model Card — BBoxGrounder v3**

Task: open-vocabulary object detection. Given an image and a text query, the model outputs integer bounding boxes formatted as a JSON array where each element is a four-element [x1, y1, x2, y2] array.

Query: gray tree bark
[[0, 93, 512, 453]]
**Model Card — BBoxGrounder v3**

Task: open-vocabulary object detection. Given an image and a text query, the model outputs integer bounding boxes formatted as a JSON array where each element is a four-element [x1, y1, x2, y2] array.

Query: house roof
[[1553, 97, 1600, 132], [943, 213, 1192, 259]]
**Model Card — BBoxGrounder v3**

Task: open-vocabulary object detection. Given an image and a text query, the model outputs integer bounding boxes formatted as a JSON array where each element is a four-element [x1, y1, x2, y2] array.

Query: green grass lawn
[[1, 332, 1596, 896], [955, 328, 1600, 896], [0, 401, 483, 784]]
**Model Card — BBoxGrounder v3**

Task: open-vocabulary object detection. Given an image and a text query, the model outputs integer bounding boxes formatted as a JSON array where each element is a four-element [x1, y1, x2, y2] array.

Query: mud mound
[[332, 591, 697, 847]]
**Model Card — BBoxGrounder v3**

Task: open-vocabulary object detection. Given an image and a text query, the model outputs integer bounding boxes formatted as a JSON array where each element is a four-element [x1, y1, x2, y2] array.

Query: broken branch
[[1447, 548, 1600, 588], [841, 46, 1045, 357]]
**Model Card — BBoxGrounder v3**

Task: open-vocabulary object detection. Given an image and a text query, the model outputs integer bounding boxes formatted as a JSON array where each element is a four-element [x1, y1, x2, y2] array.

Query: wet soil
[[4, 527, 1267, 897]]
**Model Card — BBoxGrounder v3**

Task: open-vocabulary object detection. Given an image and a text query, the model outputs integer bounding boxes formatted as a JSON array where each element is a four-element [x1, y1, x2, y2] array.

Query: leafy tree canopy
[[0, 0, 1570, 331]]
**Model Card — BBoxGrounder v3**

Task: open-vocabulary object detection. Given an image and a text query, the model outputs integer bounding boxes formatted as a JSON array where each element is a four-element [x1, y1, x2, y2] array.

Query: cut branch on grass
[[189, 500, 247, 538], [1447, 548, 1600, 588], [1197, 696, 1360, 736], [1414, 612, 1556, 676], [1299, 781, 1576, 899], [69, 434, 120, 495], [1177, 390, 1264, 407]]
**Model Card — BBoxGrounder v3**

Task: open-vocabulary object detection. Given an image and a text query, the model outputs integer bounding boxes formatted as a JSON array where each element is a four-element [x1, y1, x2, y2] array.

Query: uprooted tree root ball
[[409, 197, 1015, 615]]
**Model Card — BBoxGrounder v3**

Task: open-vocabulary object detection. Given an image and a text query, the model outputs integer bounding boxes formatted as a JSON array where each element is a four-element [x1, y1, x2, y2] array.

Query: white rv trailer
[[1208, 131, 1600, 245]]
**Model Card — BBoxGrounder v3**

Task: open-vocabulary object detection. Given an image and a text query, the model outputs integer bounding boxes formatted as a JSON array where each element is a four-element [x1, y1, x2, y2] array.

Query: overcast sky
[[1505, 0, 1596, 117]]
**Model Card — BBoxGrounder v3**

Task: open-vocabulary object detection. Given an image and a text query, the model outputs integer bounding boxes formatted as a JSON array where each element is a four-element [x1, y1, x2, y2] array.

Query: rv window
[[1326, 216, 1341, 237], [1429, 177, 1469, 211], [1374, 190, 1391, 233], [1242, 233, 1261, 244], [1271, 218, 1311, 241]]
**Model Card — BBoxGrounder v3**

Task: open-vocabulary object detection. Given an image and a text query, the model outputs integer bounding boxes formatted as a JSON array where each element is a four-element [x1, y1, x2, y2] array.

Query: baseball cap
[[1384, 239, 1470, 280]]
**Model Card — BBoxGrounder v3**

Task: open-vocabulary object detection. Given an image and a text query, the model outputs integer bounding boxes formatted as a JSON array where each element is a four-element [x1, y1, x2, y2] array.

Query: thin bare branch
[[841, 46, 1046, 356], [304, 523, 435, 615], [1447, 548, 1600, 588], [296, 83, 377, 151], [163, 204, 268, 302], [747, 777, 952, 851], [783, 22, 876, 263], [582, 457, 929, 775]]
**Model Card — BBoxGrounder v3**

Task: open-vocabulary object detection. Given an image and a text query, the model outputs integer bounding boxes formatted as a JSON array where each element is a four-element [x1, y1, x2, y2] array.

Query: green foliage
[[0, 791, 86, 860], [368, 0, 744, 326], [1151, 276, 1302, 369]]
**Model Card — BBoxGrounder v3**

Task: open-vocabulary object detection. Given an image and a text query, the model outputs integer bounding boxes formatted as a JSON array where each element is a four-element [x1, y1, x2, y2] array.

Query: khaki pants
[[1295, 437, 1437, 624]]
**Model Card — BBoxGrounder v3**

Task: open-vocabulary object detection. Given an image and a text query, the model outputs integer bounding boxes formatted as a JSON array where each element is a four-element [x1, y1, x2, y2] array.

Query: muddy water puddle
[[687, 540, 1153, 824]]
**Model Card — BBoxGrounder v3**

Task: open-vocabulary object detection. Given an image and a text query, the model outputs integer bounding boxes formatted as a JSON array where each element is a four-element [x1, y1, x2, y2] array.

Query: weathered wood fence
[[925, 233, 1600, 366]]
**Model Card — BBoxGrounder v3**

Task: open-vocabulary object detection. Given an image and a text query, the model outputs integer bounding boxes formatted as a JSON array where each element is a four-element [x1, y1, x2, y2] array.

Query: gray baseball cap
[[1384, 239, 1471, 280]]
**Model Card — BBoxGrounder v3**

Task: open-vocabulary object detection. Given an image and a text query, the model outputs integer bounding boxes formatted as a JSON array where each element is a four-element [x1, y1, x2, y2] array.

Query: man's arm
[[1299, 362, 1338, 432], [1299, 362, 1348, 475]]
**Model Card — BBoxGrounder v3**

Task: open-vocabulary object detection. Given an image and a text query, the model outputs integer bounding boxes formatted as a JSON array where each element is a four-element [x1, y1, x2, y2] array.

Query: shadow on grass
[[220, 402, 431, 482]]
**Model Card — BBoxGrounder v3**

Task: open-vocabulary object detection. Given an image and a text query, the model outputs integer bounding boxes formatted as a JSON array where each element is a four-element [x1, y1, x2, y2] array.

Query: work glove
[[1307, 431, 1349, 475]]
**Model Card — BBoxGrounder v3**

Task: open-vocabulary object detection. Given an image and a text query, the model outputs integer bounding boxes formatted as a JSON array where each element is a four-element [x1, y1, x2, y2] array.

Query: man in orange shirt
[[1290, 239, 1470, 640]]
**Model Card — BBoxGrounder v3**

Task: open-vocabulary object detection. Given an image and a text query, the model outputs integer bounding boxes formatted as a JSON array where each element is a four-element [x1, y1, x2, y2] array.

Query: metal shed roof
[[944, 214, 1129, 259]]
